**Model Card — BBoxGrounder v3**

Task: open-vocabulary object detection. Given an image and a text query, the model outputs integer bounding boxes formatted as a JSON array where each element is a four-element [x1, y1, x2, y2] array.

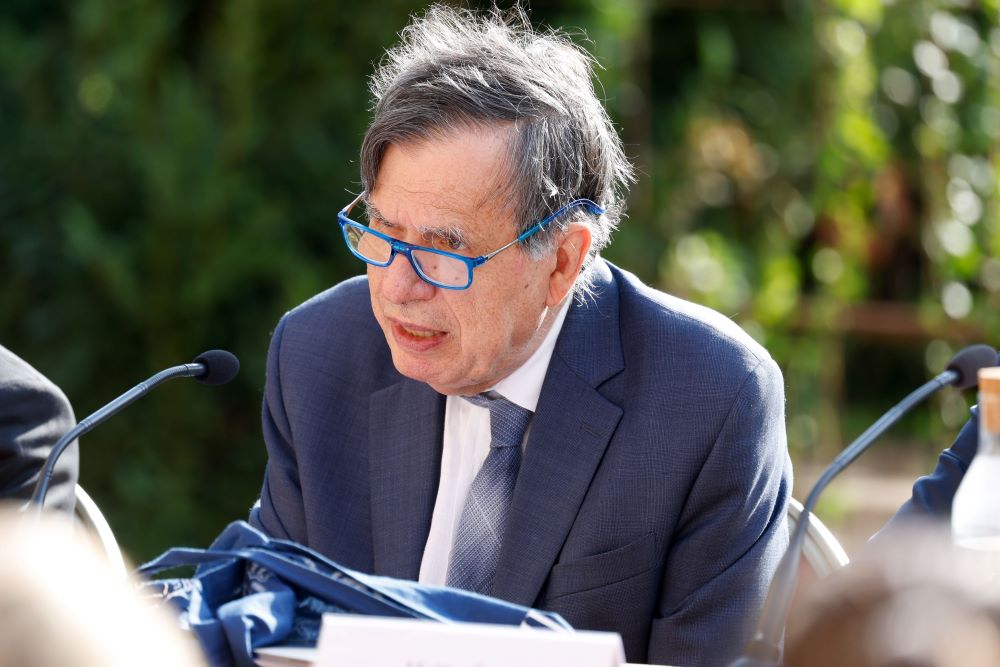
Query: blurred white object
[[953, 367, 1000, 549]]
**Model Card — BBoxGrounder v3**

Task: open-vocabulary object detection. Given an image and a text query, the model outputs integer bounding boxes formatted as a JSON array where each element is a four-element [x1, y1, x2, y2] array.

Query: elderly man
[[0, 344, 78, 512], [251, 6, 791, 666]]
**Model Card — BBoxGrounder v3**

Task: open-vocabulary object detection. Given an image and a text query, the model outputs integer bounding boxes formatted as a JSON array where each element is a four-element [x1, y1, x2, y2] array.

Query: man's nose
[[378, 252, 436, 304]]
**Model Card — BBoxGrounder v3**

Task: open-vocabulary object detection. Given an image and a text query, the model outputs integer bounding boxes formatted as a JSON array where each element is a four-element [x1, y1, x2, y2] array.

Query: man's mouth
[[388, 319, 448, 351], [400, 325, 439, 338]]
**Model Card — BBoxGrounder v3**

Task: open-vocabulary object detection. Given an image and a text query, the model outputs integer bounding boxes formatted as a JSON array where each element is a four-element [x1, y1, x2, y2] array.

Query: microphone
[[731, 343, 997, 666], [28, 349, 240, 510]]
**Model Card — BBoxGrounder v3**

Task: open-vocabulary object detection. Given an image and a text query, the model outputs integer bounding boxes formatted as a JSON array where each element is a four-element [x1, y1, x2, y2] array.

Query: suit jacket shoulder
[[612, 261, 775, 372], [593, 262, 784, 461]]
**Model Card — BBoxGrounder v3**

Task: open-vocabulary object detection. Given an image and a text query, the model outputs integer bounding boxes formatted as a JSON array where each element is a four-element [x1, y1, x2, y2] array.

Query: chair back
[[788, 497, 849, 578], [74, 484, 127, 579]]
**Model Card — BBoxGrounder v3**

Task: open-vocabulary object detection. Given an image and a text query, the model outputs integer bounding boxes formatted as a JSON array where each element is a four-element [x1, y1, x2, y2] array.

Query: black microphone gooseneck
[[28, 349, 240, 510], [730, 343, 997, 667]]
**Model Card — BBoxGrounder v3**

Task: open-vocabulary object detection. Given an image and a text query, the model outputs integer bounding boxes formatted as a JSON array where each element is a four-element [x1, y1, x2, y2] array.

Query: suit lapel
[[492, 260, 625, 605], [369, 380, 445, 580]]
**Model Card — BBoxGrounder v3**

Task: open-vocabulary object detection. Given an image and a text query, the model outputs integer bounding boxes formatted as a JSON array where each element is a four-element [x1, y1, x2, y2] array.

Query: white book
[[253, 619, 672, 667], [254, 645, 316, 667], [315, 614, 626, 667]]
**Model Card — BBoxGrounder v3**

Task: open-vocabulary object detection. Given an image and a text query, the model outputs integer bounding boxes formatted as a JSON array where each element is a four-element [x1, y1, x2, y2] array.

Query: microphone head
[[945, 344, 998, 390], [192, 349, 240, 386]]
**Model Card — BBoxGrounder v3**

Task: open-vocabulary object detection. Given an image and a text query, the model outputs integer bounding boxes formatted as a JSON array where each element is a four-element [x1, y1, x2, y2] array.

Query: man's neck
[[491, 297, 572, 412]]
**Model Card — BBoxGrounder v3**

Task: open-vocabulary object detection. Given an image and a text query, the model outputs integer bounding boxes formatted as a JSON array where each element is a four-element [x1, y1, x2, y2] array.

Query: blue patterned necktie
[[446, 392, 533, 595]]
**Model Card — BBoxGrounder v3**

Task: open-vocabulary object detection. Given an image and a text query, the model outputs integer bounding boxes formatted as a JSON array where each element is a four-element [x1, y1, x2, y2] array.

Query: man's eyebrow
[[364, 198, 475, 247], [363, 200, 392, 226], [417, 224, 470, 247]]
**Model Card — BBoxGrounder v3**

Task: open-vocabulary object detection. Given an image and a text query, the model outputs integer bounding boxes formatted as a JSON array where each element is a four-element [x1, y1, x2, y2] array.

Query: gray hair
[[359, 4, 635, 294]]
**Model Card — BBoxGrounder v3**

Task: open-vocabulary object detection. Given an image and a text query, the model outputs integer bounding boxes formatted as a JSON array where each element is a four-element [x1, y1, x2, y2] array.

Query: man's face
[[366, 126, 559, 396]]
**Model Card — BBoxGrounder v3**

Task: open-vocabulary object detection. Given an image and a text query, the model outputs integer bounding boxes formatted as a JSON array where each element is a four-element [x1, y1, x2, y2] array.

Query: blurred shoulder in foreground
[[786, 521, 1000, 667], [0, 507, 208, 667]]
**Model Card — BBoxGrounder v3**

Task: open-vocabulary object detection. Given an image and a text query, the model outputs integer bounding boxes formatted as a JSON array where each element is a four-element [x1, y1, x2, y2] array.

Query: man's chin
[[388, 355, 484, 397], [389, 352, 443, 388]]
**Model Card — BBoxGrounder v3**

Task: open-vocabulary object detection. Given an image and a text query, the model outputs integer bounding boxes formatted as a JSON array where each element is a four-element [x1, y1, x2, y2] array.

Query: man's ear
[[547, 224, 592, 306]]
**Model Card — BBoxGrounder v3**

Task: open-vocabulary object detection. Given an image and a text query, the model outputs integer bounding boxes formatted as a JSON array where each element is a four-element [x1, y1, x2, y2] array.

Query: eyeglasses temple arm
[[477, 199, 605, 263], [339, 192, 366, 216]]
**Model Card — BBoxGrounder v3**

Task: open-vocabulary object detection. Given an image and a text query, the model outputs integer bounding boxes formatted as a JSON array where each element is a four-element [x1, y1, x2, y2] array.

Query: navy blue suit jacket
[[252, 260, 792, 667], [884, 352, 1000, 529]]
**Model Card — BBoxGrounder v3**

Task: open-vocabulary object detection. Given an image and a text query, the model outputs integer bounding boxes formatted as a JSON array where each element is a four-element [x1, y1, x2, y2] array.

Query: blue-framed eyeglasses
[[337, 193, 604, 290]]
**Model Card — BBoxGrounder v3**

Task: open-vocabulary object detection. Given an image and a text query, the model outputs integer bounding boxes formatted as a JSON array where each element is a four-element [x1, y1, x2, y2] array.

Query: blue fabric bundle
[[139, 521, 570, 667]]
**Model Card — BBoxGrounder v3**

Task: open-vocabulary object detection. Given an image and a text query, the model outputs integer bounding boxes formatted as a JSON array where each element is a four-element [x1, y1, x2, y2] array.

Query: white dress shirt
[[417, 297, 572, 586]]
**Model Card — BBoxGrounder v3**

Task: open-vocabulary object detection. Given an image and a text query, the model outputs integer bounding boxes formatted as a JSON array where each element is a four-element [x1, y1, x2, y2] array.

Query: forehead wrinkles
[[369, 189, 471, 233], [421, 182, 513, 249], [372, 127, 519, 244]]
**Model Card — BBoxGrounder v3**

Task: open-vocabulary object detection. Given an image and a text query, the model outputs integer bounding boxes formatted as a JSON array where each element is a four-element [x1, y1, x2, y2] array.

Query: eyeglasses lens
[[410, 249, 468, 288], [345, 224, 469, 288], [348, 227, 392, 264]]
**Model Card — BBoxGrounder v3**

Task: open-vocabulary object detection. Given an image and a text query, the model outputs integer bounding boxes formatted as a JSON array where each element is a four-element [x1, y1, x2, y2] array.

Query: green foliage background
[[1, 0, 998, 561]]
